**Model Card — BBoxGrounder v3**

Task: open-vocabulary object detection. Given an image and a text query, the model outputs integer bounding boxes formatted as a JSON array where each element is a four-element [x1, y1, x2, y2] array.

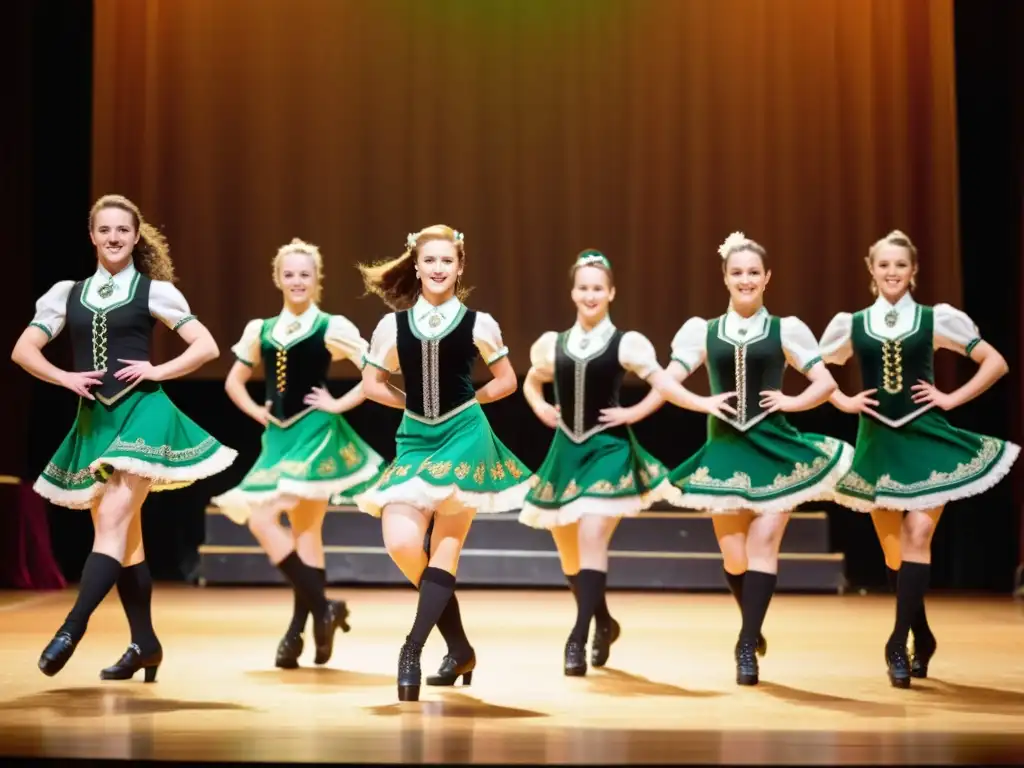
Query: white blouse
[[670, 308, 822, 374], [364, 297, 508, 373], [231, 303, 368, 368], [29, 262, 194, 339], [529, 316, 659, 381], [819, 294, 982, 364]]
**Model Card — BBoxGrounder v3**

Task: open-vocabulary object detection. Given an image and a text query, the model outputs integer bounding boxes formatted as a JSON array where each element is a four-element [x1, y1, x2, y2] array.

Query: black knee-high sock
[[569, 569, 606, 644], [724, 568, 745, 613], [565, 573, 581, 606], [593, 584, 613, 624], [115, 561, 160, 654], [887, 565, 933, 643], [889, 562, 930, 650], [277, 552, 327, 620], [61, 552, 123, 642], [738, 570, 777, 645], [435, 592, 472, 658], [407, 566, 456, 646], [286, 566, 324, 637]]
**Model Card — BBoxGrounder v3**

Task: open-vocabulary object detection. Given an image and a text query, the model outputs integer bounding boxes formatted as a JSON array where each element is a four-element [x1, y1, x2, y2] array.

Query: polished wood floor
[[0, 586, 1022, 764]]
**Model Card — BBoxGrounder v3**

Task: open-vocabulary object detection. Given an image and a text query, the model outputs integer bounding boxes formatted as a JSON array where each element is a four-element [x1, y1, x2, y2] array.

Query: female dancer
[[12, 194, 237, 681], [819, 229, 1019, 687], [356, 225, 532, 701], [211, 238, 384, 669], [519, 250, 671, 676], [650, 232, 853, 686]]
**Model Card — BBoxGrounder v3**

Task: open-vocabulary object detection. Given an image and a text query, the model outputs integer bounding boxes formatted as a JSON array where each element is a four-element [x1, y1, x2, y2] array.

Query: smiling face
[[278, 250, 318, 307], [868, 243, 917, 304], [571, 265, 615, 326], [723, 248, 770, 313], [89, 205, 140, 272], [416, 238, 463, 301]]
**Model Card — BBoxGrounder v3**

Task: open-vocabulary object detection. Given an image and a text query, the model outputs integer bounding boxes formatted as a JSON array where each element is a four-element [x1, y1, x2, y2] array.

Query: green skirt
[[33, 385, 237, 510], [666, 413, 854, 514], [210, 409, 385, 524], [832, 410, 1020, 512], [519, 427, 672, 529], [355, 400, 532, 517]]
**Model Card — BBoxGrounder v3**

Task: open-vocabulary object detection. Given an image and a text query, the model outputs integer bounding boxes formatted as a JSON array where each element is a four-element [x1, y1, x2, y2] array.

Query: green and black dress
[[518, 317, 671, 529], [211, 304, 385, 524], [820, 294, 1019, 511], [665, 307, 854, 514], [29, 262, 237, 509], [355, 295, 532, 517]]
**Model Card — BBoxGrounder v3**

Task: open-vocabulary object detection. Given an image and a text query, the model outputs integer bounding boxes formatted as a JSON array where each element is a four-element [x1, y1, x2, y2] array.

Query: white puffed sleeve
[[473, 312, 509, 365], [619, 331, 660, 380], [780, 316, 824, 372], [364, 313, 400, 373], [325, 314, 369, 367], [670, 317, 708, 373], [149, 280, 197, 331], [29, 281, 74, 340], [529, 332, 558, 379], [231, 319, 263, 367], [933, 303, 983, 356], [818, 312, 854, 365]]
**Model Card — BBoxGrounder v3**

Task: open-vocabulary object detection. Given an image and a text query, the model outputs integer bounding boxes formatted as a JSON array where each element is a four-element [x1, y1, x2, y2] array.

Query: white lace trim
[[211, 459, 384, 525], [832, 441, 1020, 512], [355, 476, 533, 518], [33, 446, 238, 510], [663, 440, 855, 515], [517, 479, 675, 529]]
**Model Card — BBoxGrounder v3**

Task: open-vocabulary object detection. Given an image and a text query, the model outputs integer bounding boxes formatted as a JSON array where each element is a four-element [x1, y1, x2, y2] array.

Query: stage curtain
[[91, 0, 961, 393]]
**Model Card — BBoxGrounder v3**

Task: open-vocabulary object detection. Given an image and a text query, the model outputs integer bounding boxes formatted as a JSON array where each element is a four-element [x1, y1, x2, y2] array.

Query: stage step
[[200, 505, 846, 593]]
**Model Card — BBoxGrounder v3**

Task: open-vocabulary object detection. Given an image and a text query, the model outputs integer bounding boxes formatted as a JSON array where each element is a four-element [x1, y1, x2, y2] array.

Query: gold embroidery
[[504, 459, 524, 480], [394, 465, 410, 477], [316, 457, 337, 476], [108, 435, 218, 463], [490, 462, 506, 481], [876, 437, 1001, 493], [881, 339, 903, 395], [560, 479, 580, 500], [92, 312, 108, 371], [340, 442, 360, 469], [473, 462, 486, 484], [684, 452, 833, 498], [425, 460, 452, 479], [454, 462, 471, 480], [535, 482, 556, 502], [587, 480, 616, 493], [275, 349, 287, 394], [838, 470, 874, 493], [43, 463, 95, 487], [617, 473, 635, 490]]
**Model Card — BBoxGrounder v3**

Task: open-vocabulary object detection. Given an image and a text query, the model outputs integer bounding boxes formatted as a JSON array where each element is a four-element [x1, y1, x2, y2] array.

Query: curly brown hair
[[89, 194, 175, 282], [358, 224, 471, 311]]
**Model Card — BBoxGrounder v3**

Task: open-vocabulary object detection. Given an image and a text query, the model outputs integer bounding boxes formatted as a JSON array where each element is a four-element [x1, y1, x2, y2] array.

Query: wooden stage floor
[[0, 585, 1022, 765]]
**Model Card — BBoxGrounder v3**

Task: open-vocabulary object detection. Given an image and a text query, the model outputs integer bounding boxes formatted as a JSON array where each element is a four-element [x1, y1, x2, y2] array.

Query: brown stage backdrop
[[92, 0, 961, 387]]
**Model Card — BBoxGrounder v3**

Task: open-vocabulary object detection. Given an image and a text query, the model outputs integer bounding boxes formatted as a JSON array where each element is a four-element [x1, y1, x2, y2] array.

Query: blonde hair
[[89, 194, 175, 282], [570, 249, 615, 288], [718, 232, 768, 272], [866, 229, 918, 295], [358, 224, 471, 311], [272, 237, 324, 303]]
